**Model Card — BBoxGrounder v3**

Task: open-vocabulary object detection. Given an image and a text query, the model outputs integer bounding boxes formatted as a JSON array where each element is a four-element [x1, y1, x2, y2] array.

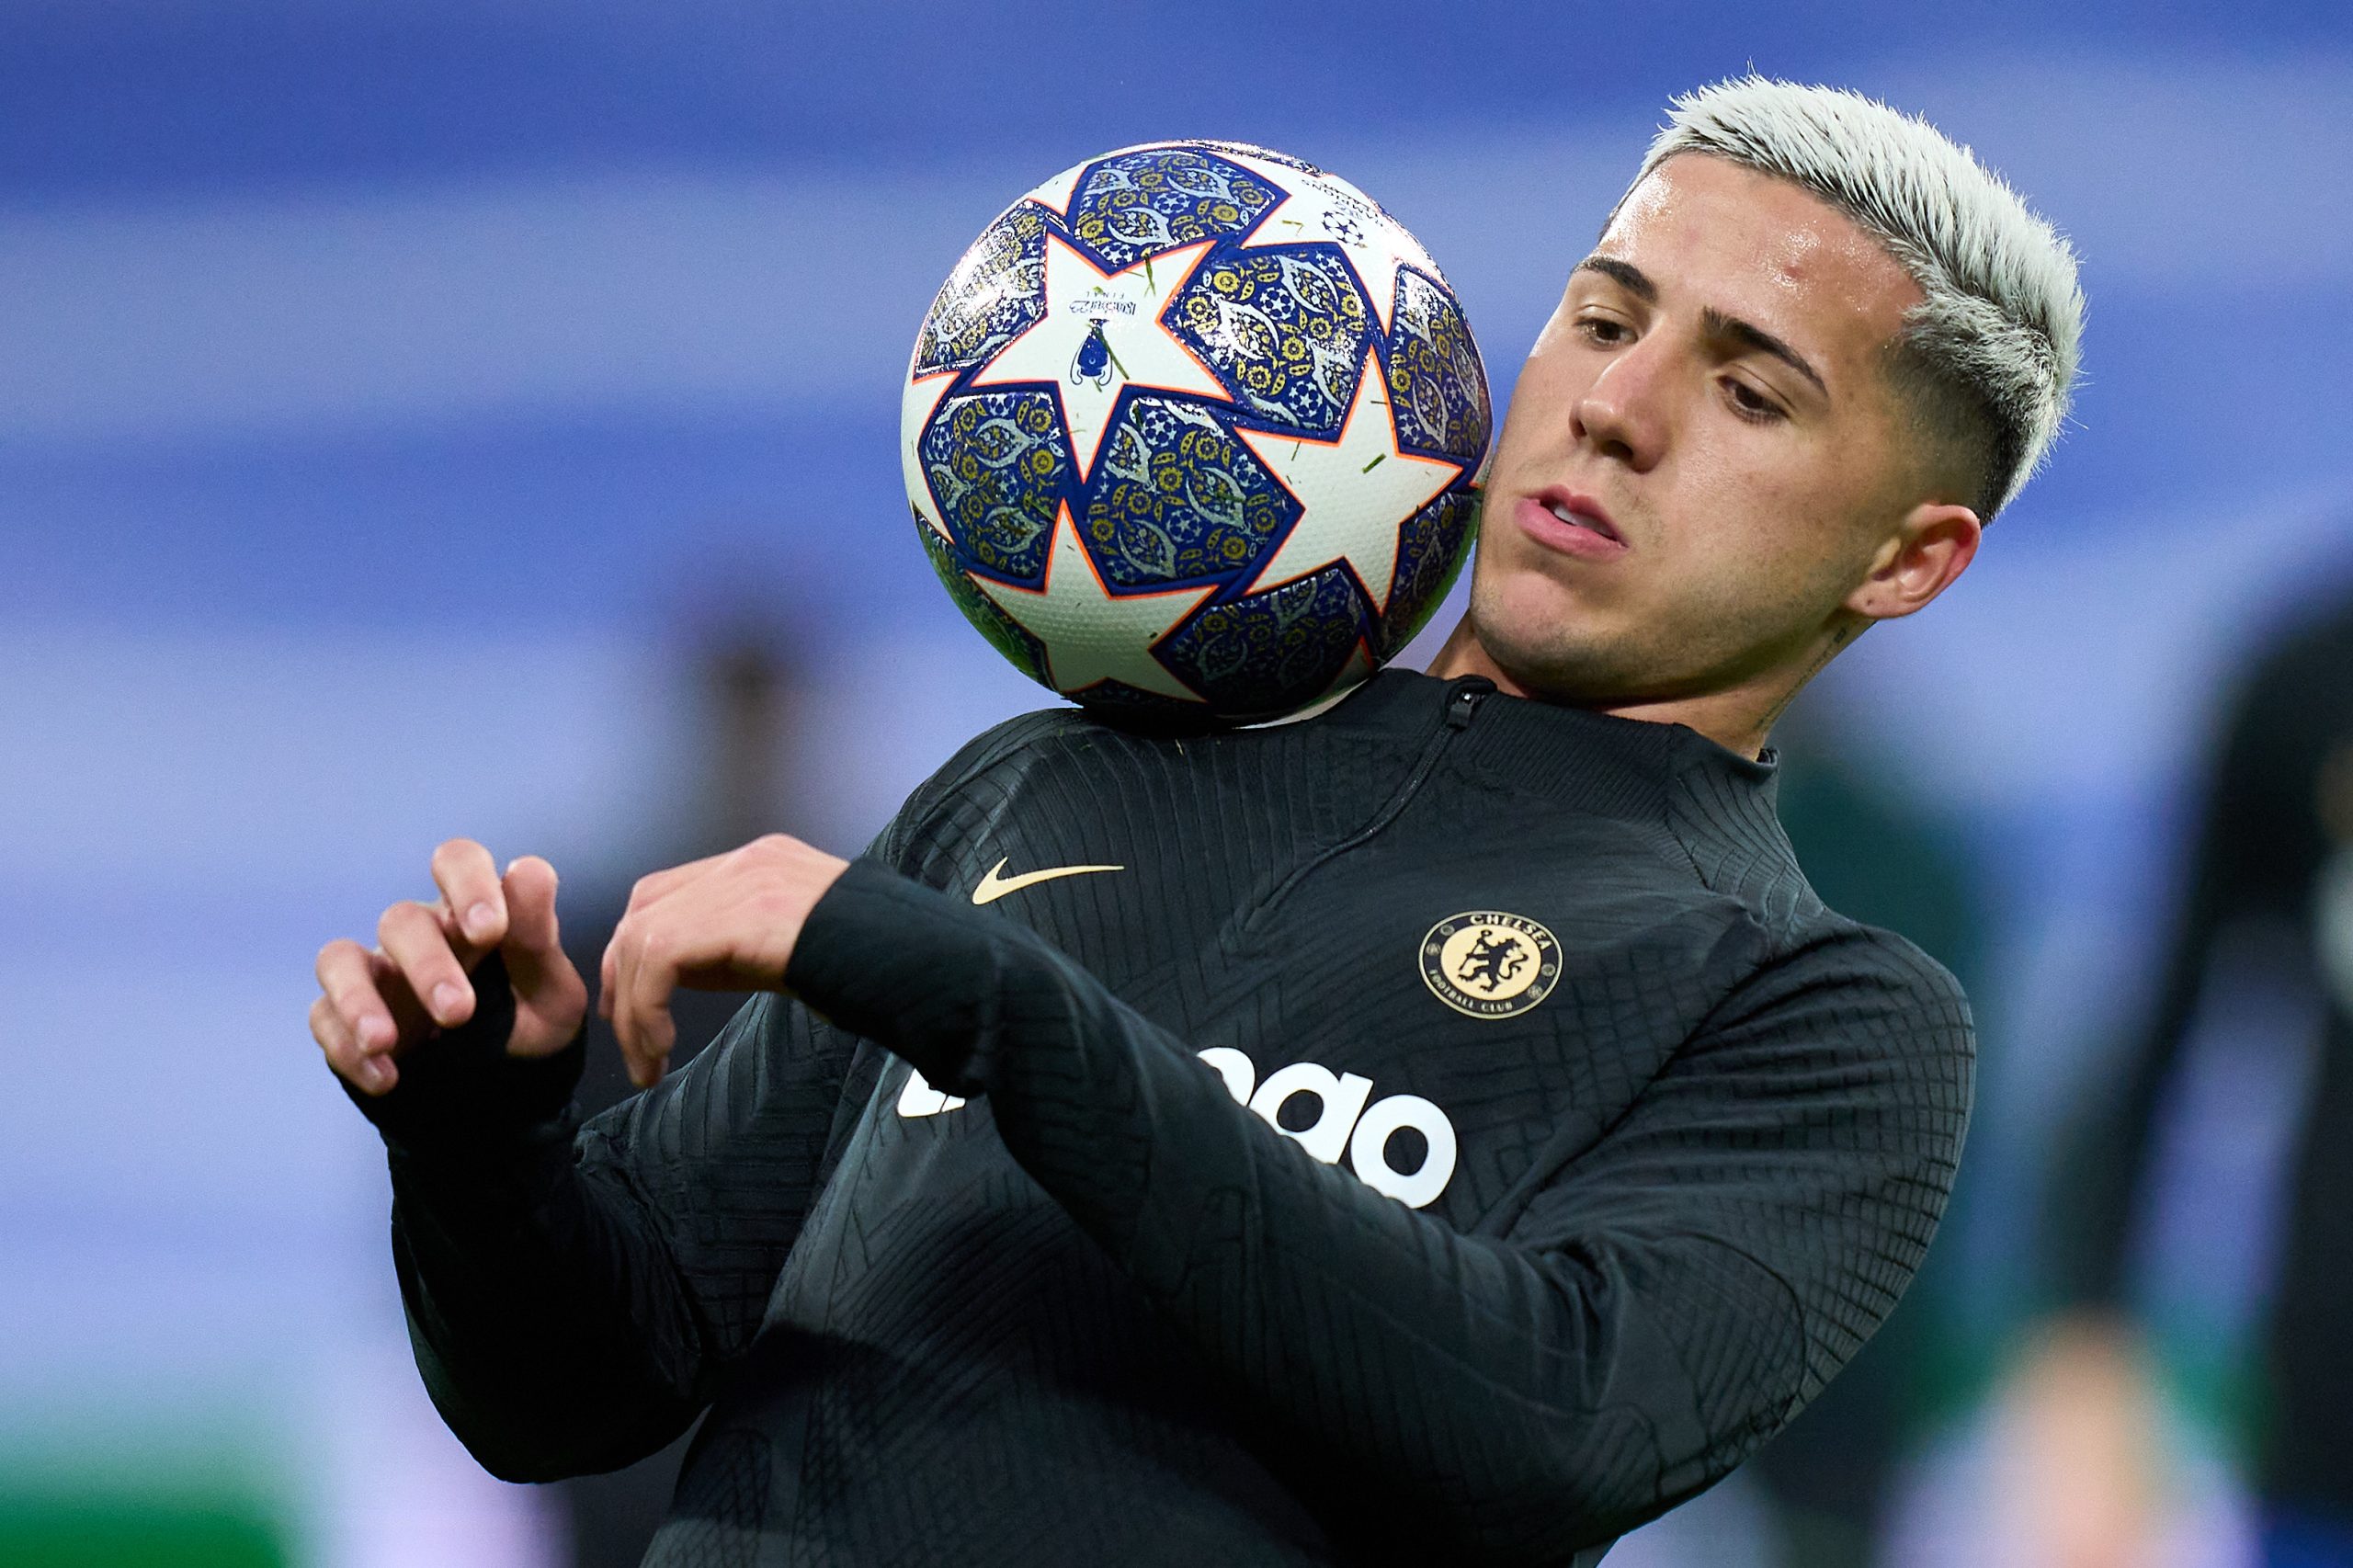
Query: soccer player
[[2027, 588, 2353, 1566], [310, 78, 2082, 1566]]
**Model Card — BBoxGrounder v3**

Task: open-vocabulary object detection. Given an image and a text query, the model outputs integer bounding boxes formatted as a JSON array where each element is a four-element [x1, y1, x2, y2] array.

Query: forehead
[[1597, 153, 1922, 364]]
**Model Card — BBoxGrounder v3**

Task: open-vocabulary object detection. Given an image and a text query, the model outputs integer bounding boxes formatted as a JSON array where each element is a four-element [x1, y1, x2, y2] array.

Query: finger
[[500, 856, 563, 958], [368, 949, 434, 1043], [609, 914, 679, 1089], [378, 899, 474, 1028], [622, 851, 729, 919], [499, 856, 588, 1055], [312, 994, 396, 1094], [606, 852, 725, 1026], [309, 993, 349, 1056], [430, 838, 506, 952], [316, 937, 400, 1056]]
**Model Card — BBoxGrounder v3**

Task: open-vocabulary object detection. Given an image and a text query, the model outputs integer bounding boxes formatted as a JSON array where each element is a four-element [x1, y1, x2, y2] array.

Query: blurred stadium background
[[5, 2, 2352, 1563]]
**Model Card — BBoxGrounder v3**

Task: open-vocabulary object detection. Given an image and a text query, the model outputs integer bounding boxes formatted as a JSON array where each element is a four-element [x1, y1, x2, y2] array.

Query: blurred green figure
[[2035, 585, 2353, 1566]]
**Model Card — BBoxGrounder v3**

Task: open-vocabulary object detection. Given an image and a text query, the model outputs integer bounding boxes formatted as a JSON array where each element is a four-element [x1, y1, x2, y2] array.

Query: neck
[[1425, 616, 1818, 760]]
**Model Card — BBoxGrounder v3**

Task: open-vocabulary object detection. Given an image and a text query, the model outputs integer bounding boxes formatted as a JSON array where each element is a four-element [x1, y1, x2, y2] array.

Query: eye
[[1723, 377, 1786, 423], [1574, 314, 1631, 346]]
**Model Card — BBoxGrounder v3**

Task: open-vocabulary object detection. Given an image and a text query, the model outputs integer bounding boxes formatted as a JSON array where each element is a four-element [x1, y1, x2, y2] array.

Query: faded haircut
[[1620, 74, 2084, 519]]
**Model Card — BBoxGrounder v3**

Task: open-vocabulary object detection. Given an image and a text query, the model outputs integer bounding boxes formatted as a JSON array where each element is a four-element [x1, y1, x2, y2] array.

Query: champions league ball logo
[[903, 141, 1492, 723]]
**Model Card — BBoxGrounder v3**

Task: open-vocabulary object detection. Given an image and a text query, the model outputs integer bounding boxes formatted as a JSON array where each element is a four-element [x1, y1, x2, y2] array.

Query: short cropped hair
[[1620, 75, 2084, 518]]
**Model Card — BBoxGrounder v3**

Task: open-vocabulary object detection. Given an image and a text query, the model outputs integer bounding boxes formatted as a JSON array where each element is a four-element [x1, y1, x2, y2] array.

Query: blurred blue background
[[6, 3, 2352, 1564]]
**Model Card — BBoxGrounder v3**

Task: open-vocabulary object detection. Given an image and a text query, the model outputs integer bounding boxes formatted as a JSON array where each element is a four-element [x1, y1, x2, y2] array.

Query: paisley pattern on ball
[[1375, 491, 1481, 660], [902, 140, 1494, 724], [1387, 269, 1493, 462], [1159, 563, 1370, 719], [1171, 249, 1375, 437], [1064, 148, 1279, 271], [915, 516, 1049, 686], [1185, 138, 1320, 175], [912, 203, 1049, 377], [1080, 395, 1293, 590], [920, 390, 1071, 583]]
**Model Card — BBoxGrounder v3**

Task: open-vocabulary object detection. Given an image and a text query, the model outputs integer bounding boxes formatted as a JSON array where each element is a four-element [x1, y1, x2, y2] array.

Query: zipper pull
[[1446, 677, 1493, 729]]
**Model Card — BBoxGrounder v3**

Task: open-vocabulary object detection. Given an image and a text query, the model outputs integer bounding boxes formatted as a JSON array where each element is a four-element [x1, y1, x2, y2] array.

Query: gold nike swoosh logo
[[972, 858, 1125, 905]]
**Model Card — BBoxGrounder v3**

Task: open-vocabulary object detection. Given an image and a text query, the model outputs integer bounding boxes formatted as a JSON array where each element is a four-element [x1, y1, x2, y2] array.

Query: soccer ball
[[902, 140, 1491, 724]]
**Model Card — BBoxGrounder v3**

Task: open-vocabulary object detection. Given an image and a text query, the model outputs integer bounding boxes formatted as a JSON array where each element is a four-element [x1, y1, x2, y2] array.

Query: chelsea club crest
[[1419, 912, 1561, 1019]]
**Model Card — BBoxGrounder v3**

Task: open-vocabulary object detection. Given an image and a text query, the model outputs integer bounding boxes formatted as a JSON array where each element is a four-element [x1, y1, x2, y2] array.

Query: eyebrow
[[1571, 255, 1832, 401], [1699, 307, 1829, 400], [1572, 255, 1655, 302]]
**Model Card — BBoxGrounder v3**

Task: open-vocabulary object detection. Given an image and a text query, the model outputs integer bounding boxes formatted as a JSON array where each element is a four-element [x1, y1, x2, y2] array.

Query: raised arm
[[314, 721, 1046, 1480], [315, 843, 860, 1481]]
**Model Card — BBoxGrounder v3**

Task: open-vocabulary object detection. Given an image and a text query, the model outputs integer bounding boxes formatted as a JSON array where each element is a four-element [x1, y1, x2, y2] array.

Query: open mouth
[[1514, 488, 1627, 558], [1540, 492, 1620, 541]]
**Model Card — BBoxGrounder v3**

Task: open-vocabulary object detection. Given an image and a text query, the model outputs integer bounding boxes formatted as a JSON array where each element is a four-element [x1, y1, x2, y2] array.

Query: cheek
[[1676, 428, 1852, 563], [1493, 343, 1587, 467], [1648, 437, 1871, 625], [1469, 530, 1603, 644]]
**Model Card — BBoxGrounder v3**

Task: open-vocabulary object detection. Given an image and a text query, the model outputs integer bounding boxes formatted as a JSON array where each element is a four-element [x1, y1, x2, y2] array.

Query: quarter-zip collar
[[1316, 668, 1780, 822]]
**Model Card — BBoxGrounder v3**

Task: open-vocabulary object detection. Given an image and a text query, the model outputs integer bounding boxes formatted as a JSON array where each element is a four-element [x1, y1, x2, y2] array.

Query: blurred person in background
[[306, 77, 2082, 1566], [2023, 578, 2353, 1567], [557, 612, 822, 1568], [565, 617, 819, 1120]]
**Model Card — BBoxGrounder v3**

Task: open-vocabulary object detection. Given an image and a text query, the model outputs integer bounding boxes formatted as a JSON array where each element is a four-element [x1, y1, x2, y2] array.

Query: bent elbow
[[471, 1443, 576, 1487]]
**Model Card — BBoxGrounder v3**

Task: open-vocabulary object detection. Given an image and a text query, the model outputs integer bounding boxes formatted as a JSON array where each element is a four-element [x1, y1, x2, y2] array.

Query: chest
[[875, 745, 1746, 1231]]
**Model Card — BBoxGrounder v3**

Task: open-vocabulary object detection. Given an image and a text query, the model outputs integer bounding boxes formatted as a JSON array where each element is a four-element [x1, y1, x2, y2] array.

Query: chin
[[1466, 576, 1635, 704]]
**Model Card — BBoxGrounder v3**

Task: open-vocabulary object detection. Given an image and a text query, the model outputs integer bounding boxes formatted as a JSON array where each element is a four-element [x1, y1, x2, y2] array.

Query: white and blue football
[[903, 140, 1491, 724]]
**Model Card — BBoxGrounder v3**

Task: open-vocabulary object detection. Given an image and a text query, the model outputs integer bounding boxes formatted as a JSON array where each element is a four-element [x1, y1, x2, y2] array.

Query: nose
[[1571, 336, 1669, 472]]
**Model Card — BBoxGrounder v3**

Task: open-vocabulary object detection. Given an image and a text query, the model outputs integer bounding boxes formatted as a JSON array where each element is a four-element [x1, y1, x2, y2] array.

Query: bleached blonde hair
[[1621, 75, 2085, 518]]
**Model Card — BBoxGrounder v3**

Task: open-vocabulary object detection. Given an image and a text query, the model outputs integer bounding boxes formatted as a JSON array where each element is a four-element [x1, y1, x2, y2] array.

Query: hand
[[600, 834, 850, 1089], [312, 840, 589, 1096], [1997, 1314, 2167, 1568]]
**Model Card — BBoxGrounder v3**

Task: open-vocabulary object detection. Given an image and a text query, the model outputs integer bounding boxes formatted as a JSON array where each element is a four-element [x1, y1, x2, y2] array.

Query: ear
[[1845, 502, 1981, 623]]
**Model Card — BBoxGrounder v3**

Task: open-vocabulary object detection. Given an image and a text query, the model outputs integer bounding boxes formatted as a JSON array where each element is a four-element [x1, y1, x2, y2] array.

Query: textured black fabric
[[341, 951, 586, 1153], [360, 669, 1973, 1566]]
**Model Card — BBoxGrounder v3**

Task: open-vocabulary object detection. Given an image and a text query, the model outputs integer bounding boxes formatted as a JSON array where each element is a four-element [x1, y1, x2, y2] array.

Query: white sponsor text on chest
[[899, 1050, 1457, 1209]]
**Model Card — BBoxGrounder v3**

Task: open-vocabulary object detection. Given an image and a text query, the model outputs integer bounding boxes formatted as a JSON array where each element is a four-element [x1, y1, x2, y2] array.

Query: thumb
[[498, 855, 587, 1055]]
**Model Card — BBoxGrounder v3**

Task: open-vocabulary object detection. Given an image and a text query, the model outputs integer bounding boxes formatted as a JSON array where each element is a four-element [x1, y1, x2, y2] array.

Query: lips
[[1512, 487, 1627, 560]]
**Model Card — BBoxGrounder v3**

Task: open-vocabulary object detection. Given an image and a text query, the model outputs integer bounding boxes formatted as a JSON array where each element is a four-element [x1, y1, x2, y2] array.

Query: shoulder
[[1764, 916, 1971, 1033], [888, 692, 1395, 841], [918, 707, 1095, 799], [1654, 752, 1970, 1037], [870, 707, 1091, 865], [1699, 911, 1975, 1103]]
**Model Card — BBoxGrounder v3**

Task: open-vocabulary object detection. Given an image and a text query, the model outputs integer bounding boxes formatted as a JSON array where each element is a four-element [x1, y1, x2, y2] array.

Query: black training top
[[354, 670, 1973, 1567]]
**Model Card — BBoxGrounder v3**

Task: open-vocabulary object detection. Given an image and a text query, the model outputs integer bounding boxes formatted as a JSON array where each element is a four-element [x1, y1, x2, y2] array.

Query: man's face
[[1467, 153, 1938, 706]]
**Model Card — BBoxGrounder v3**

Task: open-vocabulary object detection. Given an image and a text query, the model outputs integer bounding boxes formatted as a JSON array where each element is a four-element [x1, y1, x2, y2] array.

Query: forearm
[[353, 961, 710, 1479], [990, 1019, 1788, 1558], [789, 863, 1808, 1557]]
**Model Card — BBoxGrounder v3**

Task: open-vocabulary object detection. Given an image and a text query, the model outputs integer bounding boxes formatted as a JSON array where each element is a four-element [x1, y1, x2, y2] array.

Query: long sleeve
[[354, 957, 863, 1481], [786, 859, 1972, 1562], [346, 722, 1041, 1483]]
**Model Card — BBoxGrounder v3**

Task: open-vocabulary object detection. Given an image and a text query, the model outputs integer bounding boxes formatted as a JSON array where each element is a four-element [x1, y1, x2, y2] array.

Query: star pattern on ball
[[901, 369, 959, 540], [1222, 150, 1443, 335], [1021, 161, 1088, 220], [1312, 642, 1378, 710], [1238, 347, 1462, 612], [972, 502, 1215, 703], [968, 233, 1230, 481]]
